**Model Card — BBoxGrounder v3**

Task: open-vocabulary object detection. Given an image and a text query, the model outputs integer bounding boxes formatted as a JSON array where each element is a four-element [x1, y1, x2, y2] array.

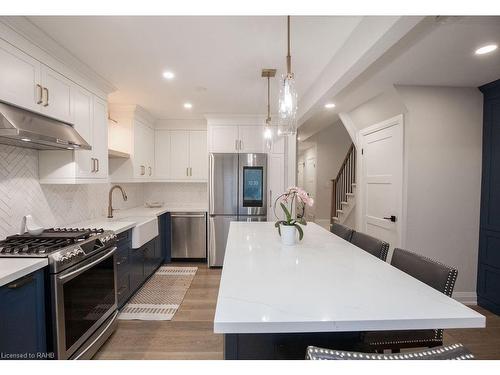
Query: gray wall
[[342, 85, 483, 302]]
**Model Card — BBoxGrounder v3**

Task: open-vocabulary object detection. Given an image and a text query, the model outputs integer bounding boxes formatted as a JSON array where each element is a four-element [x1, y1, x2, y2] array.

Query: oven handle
[[58, 246, 117, 281], [72, 310, 119, 360]]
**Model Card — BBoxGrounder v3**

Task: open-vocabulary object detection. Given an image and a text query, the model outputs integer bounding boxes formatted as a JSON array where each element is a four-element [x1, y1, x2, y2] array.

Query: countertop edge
[[0, 259, 48, 287]]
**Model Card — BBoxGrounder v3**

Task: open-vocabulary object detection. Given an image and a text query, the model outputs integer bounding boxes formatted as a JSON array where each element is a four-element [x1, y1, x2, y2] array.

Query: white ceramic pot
[[280, 224, 297, 246]]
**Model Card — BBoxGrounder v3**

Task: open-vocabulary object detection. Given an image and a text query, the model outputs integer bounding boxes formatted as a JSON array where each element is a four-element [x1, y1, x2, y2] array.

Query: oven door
[[52, 246, 117, 359]]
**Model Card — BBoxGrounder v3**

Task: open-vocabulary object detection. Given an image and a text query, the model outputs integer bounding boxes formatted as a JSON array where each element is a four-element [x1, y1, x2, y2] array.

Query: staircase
[[331, 143, 356, 225]]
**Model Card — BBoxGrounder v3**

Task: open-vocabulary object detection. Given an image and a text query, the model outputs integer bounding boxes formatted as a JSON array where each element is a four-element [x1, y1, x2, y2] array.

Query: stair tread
[[336, 209, 344, 214]]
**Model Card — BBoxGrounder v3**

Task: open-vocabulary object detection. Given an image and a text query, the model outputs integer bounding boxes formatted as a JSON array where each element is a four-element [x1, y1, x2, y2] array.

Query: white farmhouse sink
[[114, 216, 158, 248]]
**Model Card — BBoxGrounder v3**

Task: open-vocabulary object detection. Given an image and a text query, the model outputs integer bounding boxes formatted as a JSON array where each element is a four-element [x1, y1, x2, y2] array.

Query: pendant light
[[278, 16, 298, 136], [262, 68, 276, 149]]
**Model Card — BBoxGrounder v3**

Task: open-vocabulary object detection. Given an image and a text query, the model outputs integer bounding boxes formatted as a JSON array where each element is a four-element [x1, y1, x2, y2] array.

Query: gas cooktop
[[0, 227, 117, 273]]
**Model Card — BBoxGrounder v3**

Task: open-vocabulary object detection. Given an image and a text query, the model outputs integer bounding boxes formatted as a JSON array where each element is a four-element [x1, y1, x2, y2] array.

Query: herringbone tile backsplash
[[0, 145, 143, 240]]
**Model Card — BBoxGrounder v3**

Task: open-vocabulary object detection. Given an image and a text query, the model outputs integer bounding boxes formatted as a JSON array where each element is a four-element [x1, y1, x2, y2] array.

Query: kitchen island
[[214, 222, 485, 359]]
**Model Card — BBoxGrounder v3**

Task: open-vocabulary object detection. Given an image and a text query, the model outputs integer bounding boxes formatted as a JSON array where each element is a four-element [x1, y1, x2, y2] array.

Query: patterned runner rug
[[118, 266, 198, 321]]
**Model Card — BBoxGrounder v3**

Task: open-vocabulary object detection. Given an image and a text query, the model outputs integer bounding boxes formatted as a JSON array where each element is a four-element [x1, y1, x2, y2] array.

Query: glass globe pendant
[[278, 16, 298, 136]]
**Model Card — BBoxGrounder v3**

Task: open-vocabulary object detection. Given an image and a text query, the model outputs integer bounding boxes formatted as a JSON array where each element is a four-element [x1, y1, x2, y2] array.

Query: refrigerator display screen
[[243, 166, 263, 207]]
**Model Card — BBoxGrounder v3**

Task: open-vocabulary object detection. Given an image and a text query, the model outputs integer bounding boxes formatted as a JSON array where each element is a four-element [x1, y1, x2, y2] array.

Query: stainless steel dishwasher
[[171, 212, 207, 259]]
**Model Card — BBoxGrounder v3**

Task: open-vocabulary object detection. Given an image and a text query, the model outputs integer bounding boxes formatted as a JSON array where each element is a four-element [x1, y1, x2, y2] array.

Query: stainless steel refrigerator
[[208, 153, 267, 267]]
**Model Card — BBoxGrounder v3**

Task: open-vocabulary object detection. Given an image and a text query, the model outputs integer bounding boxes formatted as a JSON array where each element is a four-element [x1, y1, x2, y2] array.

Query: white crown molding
[[0, 16, 116, 96], [205, 113, 267, 126], [108, 104, 156, 125]]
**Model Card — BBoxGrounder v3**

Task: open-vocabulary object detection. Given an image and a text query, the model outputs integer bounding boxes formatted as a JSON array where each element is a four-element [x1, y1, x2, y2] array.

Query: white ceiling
[[298, 16, 500, 141], [27, 16, 362, 120]]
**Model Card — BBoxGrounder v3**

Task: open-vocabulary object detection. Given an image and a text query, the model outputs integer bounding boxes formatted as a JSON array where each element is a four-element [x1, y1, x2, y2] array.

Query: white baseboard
[[453, 292, 477, 305]]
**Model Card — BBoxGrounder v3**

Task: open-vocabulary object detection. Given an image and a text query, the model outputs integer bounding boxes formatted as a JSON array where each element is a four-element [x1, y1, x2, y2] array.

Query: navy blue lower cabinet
[[158, 213, 171, 263], [116, 230, 132, 308], [0, 269, 47, 359], [129, 247, 145, 293], [478, 78, 500, 314]]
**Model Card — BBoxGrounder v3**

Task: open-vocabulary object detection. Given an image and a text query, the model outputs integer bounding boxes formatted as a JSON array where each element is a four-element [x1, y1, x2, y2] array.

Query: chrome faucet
[[108, 185, 128, 218]]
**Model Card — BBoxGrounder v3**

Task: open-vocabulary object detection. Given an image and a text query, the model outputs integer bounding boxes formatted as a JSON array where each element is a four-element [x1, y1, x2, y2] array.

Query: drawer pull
[[7, 275, 34, 289]]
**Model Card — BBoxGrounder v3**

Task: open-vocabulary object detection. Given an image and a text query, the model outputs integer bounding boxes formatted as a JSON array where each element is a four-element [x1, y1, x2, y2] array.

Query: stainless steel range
[[0, 228, 118, 359]]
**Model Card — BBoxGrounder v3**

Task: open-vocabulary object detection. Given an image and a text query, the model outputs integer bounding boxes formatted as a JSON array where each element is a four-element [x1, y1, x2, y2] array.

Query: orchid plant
[[274, 186, 314, 240]]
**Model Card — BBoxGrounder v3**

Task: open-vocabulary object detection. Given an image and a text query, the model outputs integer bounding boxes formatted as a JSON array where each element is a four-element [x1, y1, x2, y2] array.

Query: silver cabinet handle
[[149, 166, 152, 176], [36, 84, 43, 104], [91, 158, 95, 172], [235, 139, 239, 151], [186, 167, 189, 177], [43, 87, 49, 107], [189, 167, 192, 176], [269, 189, 272, 207], [240, 140, 243, 150], [96, 158, 100, 172], [140, 165, 145, 176]]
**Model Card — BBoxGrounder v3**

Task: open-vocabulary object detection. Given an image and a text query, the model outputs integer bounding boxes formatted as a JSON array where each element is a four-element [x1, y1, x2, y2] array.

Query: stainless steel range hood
[[0, 101, 91, 150]]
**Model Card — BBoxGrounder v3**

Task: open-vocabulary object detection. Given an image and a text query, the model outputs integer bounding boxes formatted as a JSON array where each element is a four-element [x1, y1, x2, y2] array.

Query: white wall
[[342, 85, 483, 302], [143, 182, 207, 206]]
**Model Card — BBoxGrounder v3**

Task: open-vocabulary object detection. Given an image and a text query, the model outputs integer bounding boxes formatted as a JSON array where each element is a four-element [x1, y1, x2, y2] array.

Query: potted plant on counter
[[274, 187, 314, 245]]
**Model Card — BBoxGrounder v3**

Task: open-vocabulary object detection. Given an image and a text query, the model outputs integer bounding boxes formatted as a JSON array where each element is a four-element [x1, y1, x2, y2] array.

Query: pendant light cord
[[286, 15, 292, 76], [267, 76, 271, 123]]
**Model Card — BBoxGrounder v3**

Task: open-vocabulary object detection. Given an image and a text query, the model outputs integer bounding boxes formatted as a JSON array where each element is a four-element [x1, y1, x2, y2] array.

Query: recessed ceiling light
[[475, 44, 498, 55], [162, 71, 175, 80], [184, 102, 193, 109], [21, 138, 31, 142], [324, 103, 336, 109]]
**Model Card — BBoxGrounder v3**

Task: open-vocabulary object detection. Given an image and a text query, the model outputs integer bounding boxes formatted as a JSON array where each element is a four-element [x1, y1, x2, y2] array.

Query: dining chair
[[305, 343, 474, 360], [330, 223, 354, 241], [349, 231, 389, 261], [361, 248, 459, 352]]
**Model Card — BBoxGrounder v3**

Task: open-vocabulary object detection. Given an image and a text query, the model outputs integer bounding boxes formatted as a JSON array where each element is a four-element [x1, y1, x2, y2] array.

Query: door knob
[[383, 215, 397, 222]]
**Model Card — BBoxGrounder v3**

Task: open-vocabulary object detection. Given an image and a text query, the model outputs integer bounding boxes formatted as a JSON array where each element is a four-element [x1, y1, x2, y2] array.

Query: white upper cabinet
[[108, 105, 156, 183], [0, 39, 41, 112], [170, 130, 190, 179], [238, 125, 265, 153], [154, 130, 208, 182], [92, 96, 109, 179], [39, 65, 72, 123], [72, 85, 94, 178], [209, 125, 239, 153], [208, 124, 265, 153], [154, 130, 171, 179], [189, 130, 208, 180], [38, 84, 109, 184]]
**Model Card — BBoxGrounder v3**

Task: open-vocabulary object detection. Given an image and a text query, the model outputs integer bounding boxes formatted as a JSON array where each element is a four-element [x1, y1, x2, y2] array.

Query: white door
[[40, 65, 72, 123], [170, 130, 190, 179], [238, 125, 265, 153], [0, 39, 41, 112], [189, 131, 208, 180], [268, 154, 285, 221], [155, 130, 171, 179], [72, 85, 94, 178], [92, 96, 109, 179], [209, 125, 238, 153], [304, 157, 317, 221], [360, 115, 404, 249]]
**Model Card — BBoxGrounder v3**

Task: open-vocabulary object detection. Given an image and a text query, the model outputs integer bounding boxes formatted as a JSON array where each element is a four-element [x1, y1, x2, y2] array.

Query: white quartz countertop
[[70, 204, 207, 234], [214, 222, 485, 334], [0, 258, 48, 287]]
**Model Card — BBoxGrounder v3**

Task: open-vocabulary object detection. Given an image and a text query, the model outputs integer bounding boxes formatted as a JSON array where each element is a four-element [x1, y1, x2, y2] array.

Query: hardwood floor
[[94, 263, 224, 360], [95, 262, 500, 360]]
